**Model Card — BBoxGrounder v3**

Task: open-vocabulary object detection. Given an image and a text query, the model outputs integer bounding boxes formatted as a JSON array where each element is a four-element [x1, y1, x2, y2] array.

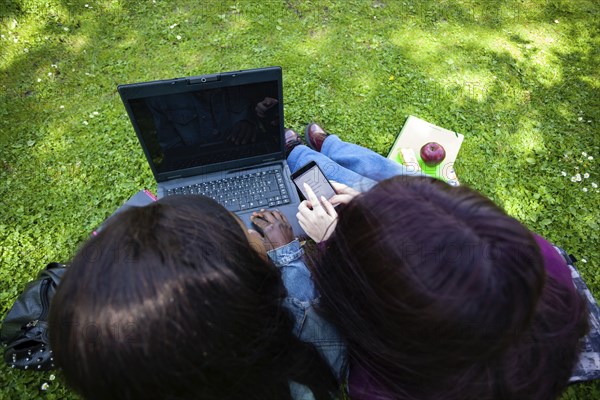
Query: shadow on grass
[[272, 0, 599, 260], [1, 0, 597, 253], [0, 0, 22, 20], [0, 0, 598, 283]]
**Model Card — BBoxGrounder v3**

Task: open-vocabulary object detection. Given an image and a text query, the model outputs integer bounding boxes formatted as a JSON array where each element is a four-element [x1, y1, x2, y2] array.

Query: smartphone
[[291, 161, 337, 204]]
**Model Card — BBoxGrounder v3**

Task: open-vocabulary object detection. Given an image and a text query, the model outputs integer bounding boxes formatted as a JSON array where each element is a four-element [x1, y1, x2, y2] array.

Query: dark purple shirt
[[532, 234, 574, 289]]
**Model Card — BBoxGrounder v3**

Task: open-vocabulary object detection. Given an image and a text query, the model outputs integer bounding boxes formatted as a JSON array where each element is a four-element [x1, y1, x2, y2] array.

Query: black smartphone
[[291, 161, 337, 204]]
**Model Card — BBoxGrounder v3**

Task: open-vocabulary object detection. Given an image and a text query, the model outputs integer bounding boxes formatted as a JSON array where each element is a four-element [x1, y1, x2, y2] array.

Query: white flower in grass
[[561, 171, 567, 176], [59, 105, 64, 109], [83, 120, 88, 125], [584, 173, 590, 179], [575, 174, 582, 182], [581, 258, 587, 263], [582, 188, 588, 192], [589, 156, 594, 160], [64, 27, 69, 31], [176, 35, 182, 40], [592, 183, 598, 189], [170, 23, 178, 29], [24, 48, 29, 53], [93, 111, 99, 115], [41, 383, 49, 391], [37, 78, 42, 82], [571, 176, 577, 182], [49, 374, 56, 381], [578, 117, 584, 121], [582, 152, 588, 156]]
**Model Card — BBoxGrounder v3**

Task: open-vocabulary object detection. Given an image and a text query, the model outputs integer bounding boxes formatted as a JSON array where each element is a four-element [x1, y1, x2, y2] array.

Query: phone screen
[[292, 162, 337, 202]]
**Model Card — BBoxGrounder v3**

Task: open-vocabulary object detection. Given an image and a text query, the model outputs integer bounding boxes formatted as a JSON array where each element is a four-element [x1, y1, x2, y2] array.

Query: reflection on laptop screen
[[128, 80, 281, 173]]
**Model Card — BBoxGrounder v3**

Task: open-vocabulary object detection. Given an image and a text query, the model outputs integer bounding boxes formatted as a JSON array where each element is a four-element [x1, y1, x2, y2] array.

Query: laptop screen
[[126, 79, 282, 175]]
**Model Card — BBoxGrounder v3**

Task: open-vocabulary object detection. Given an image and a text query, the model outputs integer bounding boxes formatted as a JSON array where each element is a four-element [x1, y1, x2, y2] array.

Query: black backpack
[[0, 262, 66, 371]]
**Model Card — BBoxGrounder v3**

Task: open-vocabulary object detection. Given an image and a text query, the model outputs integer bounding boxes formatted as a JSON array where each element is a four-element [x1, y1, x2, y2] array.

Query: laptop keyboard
[[165, 169, 291, 212]]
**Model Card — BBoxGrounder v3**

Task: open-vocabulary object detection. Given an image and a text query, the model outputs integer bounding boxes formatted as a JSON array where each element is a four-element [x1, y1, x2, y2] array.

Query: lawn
[[0, 0, 598, 398]]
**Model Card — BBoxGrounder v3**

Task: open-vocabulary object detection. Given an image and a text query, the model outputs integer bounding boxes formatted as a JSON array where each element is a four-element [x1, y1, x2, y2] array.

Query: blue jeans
[[287, 135, 419, 191]]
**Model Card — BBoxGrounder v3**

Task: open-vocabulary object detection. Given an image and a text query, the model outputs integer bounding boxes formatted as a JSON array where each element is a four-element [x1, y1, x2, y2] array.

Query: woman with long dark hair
[[286, 123, 589, 399], [304, 176, 587, 399], [49, 195, 342, 400]]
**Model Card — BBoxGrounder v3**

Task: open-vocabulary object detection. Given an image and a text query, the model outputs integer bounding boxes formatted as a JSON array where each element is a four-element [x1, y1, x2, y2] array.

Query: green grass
[[1, 0, 599, 398]]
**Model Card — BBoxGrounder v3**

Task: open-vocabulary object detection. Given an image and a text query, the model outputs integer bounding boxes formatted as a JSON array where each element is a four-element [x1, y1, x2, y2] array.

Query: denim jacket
[[268, 239, 347, 399]]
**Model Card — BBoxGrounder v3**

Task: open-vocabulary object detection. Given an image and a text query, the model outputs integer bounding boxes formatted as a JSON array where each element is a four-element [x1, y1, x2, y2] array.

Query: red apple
[[420, 142, 446, 166]]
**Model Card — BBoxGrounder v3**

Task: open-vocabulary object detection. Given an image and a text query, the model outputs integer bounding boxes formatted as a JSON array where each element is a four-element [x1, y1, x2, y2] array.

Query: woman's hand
[[328, 181, 361, 206], [250, 209, 295, 251], [297, 183, 338, 243]]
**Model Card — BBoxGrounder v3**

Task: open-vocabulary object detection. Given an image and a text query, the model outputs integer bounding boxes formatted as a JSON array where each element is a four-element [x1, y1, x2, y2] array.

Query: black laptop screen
[[128, 80, 281, 174]]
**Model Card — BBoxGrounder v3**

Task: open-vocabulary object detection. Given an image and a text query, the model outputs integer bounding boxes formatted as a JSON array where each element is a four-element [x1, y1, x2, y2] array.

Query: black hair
[[49, 195, 338, 400]]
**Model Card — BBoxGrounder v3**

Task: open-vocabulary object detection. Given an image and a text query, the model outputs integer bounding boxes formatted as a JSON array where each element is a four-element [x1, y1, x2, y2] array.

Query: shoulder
[[532, 234, 574, 289]]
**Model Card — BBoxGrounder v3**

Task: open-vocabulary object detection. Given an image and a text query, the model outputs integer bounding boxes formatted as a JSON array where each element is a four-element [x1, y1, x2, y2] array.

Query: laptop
[[117, 67, 304, 236]]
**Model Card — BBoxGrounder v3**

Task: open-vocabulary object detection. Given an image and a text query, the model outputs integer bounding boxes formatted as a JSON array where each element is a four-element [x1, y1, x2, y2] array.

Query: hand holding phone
[[291, 161, 337, 206], [328, 181, 361, 206], [296, 183, 338, 243]]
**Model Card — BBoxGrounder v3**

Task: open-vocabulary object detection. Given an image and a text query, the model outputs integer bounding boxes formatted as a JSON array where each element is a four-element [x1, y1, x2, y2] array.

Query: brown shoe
[[284, 128, 303, 157], [304, 122, 329, 152]]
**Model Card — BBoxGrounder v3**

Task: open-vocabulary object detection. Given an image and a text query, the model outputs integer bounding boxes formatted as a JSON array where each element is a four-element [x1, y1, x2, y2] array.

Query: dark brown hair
[[310, 176, 587, 399], [49, 195, 337, 400]]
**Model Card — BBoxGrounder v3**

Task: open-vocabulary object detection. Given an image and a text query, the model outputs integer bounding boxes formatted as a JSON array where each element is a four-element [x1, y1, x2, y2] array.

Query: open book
[[387, 116, 464, 186]]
